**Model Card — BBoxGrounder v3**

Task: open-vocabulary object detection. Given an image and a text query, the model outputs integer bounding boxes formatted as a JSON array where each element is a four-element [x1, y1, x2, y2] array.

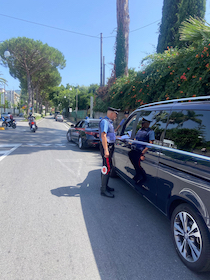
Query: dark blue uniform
[[129, 127, 155, 184]]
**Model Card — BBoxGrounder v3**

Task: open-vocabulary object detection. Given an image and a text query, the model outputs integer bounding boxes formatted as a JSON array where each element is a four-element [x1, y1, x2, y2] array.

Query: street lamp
[[0, 41, 10, 58], [4, 50, 10, 58], [0, 42, 11, 113]]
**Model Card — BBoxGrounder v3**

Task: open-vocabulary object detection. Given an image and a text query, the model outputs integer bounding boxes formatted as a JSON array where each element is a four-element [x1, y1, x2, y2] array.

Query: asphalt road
[[0, 117, 210, 280]]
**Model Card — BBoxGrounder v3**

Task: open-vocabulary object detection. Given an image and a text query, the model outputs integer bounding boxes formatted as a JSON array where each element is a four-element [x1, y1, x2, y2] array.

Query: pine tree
[[157, 0, 181, 53]]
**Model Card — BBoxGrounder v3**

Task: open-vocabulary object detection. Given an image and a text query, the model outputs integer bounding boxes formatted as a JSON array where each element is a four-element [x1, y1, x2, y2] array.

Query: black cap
[[124, 111, 129, 115], [108, 107, 120, 114]]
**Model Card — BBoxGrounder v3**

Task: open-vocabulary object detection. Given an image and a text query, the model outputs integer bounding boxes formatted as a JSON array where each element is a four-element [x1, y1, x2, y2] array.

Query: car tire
[[67, 131, 72, 142], [78, 137, 84, 149], [171, 203, 210, 272]]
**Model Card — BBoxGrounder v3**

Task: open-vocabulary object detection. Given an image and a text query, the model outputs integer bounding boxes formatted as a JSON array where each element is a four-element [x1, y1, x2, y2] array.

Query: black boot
[[106, 186, 115, 192], [101, 174, 114, 198]]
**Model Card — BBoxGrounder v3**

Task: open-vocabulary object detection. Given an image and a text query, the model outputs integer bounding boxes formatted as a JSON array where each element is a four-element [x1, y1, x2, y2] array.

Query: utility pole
[[103, 56, 105, 86], [76, 88, 78, 122], [100, 33, 103, 87]]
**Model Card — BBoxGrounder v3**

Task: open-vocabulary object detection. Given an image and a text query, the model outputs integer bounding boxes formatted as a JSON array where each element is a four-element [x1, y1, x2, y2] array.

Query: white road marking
[[27, 143, 37, 146], [0, 144, 22, 162]]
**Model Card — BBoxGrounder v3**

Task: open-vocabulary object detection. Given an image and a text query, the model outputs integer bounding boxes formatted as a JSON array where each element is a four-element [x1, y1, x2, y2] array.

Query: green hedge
[[106, 43, 210, 110]]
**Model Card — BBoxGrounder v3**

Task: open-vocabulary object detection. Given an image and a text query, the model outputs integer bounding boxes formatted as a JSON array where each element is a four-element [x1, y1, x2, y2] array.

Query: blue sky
[[1, 0, 210, 91]]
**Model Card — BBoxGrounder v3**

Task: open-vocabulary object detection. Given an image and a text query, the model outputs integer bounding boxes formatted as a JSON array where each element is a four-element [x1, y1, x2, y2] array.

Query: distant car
[[56, 114, 63, 122], [54, 111, 60, 119], [67, 118, 100, 149], [19, 113, 24, 117]]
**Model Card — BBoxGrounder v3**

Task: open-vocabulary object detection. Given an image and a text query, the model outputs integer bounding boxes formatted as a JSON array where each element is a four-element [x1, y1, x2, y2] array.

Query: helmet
[[29, 113, 32, 116]]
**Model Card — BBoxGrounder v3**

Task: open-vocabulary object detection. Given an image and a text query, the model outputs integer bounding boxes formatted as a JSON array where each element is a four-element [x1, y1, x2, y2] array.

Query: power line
[[0, 13, 160, 40], [103, 20, 161, 38], [0, 13, 100, 39]]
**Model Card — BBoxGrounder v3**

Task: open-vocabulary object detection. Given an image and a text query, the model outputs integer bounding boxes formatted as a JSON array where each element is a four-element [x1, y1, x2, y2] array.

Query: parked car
[[67, 118, 100, 149], [56, 114, 63, 122], [54, 111, 60, 119], [111, 96, 210, 272]]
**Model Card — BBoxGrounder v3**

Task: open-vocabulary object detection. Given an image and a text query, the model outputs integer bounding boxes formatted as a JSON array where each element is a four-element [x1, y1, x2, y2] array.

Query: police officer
[[129, 117, 155, 184], [115, 110, 129, 133], [99, 107, 120, 198]]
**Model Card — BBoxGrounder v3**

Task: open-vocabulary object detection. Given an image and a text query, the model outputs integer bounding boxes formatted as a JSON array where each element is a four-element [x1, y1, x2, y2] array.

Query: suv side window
[[164, 110, 210, 156], [135, 110, 170, 145], [121, 114, 137, 139]]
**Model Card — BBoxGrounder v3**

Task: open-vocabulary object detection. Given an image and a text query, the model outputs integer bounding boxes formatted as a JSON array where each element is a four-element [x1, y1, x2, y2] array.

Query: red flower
[[180, 75, 187, 80]]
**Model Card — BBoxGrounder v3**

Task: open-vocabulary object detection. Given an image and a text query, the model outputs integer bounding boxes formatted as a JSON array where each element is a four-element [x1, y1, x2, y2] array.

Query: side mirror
[[71, 124, 75, 128]]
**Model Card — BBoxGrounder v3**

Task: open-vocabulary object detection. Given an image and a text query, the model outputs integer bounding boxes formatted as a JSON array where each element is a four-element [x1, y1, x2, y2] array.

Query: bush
[[103, 43, 210, 110]]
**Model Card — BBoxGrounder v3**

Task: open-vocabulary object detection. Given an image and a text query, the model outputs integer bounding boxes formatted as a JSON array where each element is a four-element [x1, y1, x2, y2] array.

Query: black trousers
[[99, 142, 114, 174], [128, 149, 147, 182], [99, 142, 114, 191]]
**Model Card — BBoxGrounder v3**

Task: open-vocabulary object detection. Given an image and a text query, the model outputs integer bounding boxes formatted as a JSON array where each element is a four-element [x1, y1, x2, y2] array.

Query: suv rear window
[[163, 110, 210, 157]]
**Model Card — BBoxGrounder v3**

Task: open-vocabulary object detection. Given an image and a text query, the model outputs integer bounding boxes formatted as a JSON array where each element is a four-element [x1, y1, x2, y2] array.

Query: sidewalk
[[64, 118, 74, 127]]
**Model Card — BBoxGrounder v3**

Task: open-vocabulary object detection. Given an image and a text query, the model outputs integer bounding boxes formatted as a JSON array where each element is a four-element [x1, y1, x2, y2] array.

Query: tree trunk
[[116, 0, 130, 76], [27, 73, 32, 114]]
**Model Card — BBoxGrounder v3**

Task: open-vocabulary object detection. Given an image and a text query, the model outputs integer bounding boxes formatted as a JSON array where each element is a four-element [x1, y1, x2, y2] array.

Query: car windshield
[[86, 121, 100, 128]]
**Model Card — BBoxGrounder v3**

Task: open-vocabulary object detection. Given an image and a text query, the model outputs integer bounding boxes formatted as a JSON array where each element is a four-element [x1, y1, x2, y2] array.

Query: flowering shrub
[[102, 43, 210, 110]]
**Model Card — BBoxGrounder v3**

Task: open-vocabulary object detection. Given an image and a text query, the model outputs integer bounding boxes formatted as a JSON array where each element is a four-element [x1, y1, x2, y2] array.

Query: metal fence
[[0, 108, 20, 116]]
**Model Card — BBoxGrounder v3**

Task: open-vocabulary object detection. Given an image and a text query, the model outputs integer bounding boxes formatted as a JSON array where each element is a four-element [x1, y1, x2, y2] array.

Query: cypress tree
[[157, 0, 181, 53], [157, 0, 206, 53]]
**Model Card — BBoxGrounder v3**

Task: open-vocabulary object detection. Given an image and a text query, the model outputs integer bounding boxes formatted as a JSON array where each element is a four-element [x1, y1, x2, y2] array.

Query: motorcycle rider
[[5, 112, 13, 126], [28, 113, 37, 130]]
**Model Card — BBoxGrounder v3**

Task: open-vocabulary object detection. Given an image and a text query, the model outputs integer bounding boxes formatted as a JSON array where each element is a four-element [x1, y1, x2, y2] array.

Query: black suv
[[112, 96, 210, 272]]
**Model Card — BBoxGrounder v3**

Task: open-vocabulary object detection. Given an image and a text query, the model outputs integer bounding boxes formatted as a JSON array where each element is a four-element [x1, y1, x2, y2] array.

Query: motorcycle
[[2, 117, 16, 129], [29, 119, 37, 132]]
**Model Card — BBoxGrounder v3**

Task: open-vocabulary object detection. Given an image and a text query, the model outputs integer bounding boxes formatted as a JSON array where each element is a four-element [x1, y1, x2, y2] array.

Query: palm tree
[[179, 16, 210, 45], [0, 74, 7, 86]]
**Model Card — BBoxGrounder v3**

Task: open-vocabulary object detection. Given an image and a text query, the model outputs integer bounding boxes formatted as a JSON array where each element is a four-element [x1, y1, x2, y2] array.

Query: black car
[[111, 96, 210, 272], [67, 118, 100, 149]]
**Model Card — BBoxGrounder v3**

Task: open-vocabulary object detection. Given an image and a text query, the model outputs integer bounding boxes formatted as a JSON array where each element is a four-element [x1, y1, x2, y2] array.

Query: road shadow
[[50, 169, 210, 280]]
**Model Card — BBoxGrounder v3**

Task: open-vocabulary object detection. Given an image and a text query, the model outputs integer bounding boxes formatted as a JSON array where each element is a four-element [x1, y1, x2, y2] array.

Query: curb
[[64, 119, 74, 127], [0, 127, 5, 130]]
